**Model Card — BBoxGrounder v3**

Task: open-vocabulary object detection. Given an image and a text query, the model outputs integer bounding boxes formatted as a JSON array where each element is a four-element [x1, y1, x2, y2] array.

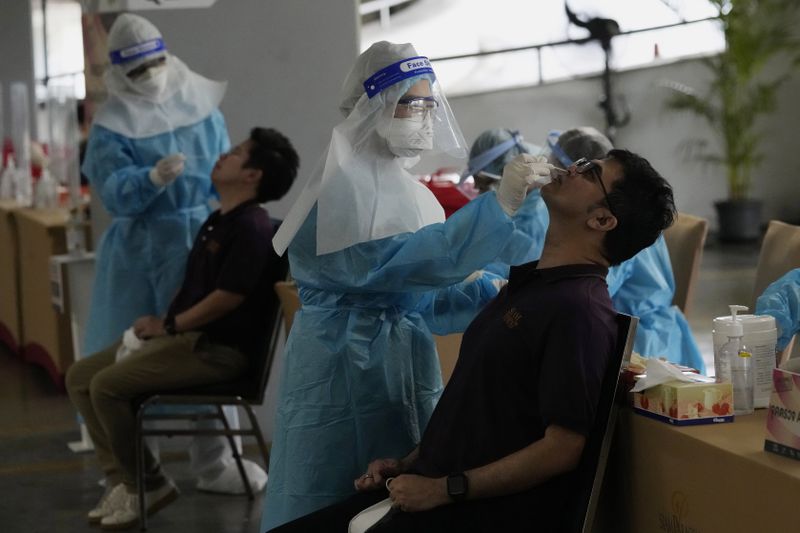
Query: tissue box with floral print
[[633, 378, 734, 426]]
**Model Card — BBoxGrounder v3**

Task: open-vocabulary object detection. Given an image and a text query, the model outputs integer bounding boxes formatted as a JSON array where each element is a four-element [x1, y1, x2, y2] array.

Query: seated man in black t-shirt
[[267, 149, 675, 533], [66, 127, 299, 530]]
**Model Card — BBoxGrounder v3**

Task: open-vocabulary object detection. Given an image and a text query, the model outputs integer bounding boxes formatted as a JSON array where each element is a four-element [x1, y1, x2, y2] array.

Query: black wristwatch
[[446, 473, 469, 501], [163, 315, 177, 335]]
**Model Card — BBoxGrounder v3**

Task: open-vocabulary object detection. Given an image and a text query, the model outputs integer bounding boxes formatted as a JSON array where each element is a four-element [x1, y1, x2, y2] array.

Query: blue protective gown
[[605, 236, 705, 372], [483, 190, 548, 277], [480, 191, 703, 371], [261, 192, 515, 530], [81, 110, 230, 355], [756, 268, 800, 350]]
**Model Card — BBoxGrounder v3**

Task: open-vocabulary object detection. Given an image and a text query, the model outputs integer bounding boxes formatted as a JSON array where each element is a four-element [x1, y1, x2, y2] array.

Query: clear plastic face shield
[[98, 25, 227, 142], [542, 129, 574, 168], [109, 37, 171, 101], [460, 131, 530, 193], [386, 94, 437, 156], [124, 55, 168, 99], [540, 127, 613, 173], [359, 56, 467, 162], [272, 47, 468, 256]]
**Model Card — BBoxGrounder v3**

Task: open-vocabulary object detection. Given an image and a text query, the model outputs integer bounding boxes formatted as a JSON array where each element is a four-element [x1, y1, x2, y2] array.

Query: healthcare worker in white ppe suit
[[261, 41, 555, 530], [81, 13, 265, 495]]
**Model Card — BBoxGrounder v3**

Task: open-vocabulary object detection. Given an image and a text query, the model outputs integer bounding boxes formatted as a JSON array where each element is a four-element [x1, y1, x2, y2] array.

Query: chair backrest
[[433, 333, 462, 385], [752, 220, 800, 363], [663, 212, 708, 317], [274, 281, 300, 337], [560, 313, 638, 533], [249, 222, 290, 404], [752, 220, 800, 307]]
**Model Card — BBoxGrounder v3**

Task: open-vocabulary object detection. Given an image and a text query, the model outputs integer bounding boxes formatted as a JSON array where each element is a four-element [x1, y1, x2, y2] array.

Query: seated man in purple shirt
[[267, 149, 675, 533], [66, 127, 299, 530]]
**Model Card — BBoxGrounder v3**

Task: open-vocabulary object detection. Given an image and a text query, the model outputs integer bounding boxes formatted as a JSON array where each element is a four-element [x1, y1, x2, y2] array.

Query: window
[[32, 0, 85, 101], [360, 0, 724, 96]]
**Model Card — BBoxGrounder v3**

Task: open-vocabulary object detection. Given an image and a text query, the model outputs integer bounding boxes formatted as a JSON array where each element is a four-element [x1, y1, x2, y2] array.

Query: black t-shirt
[[412, 262, 617, 531], [167, 200, 280, 360]]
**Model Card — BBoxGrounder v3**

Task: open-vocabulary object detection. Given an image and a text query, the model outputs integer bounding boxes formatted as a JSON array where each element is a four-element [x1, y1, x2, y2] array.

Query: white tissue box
[[633, 379, 734, 426], [765, 367, 800, 460]]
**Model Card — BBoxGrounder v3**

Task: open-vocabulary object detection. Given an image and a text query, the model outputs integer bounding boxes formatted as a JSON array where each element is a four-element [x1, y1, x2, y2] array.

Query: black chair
[[560, 313, 638, 533], [134, 227, 288, 531]]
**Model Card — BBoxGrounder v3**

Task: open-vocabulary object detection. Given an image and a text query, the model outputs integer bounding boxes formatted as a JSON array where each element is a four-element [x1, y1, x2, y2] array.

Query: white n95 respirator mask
[[386, 116, 434, 158], [133, 65, 169, 100]]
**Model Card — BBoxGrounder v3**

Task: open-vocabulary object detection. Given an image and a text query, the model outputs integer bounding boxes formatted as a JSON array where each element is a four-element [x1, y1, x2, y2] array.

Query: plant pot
[[714, 199, 762, 242]]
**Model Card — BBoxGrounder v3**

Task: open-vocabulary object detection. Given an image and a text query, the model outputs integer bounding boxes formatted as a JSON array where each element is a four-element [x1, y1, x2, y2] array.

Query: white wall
[[143, 0, 360, 219], [445, 56, 800, 230]]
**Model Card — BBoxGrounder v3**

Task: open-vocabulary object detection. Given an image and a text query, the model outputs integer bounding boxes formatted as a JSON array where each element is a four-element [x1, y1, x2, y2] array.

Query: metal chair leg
[[242, 404, 270, 470], [217, 405, 253, 499], [136, 408, 148, 531]]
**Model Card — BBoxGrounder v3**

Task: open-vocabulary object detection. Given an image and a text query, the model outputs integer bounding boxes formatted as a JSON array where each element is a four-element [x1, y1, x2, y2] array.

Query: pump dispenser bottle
[[715, 305, 754, 415]]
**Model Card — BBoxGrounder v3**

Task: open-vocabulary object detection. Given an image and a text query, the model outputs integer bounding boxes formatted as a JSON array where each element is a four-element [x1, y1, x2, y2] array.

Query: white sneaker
[[196, 459, 267, 495], [100, 479, 179, 530], [88, 483, 127, 524]]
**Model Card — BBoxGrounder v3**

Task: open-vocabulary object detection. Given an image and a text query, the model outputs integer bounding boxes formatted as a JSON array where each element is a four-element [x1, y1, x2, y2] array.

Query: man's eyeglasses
[[572, 157, 616, 217], [395, 96, 438, 122]]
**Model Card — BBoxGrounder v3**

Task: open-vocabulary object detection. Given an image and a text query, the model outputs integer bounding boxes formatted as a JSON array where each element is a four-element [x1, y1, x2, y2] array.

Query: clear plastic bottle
[[732, 342, 754, 415], [34, 169, 58, 208], [65, 206, 86, 254], [714, 304, 748, 383], [0, 155, 16, 200], [716, 335, 737, 384]]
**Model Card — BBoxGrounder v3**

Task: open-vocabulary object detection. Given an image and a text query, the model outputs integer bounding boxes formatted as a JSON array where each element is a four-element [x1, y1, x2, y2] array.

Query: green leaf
[[661, 0, 800, 199]]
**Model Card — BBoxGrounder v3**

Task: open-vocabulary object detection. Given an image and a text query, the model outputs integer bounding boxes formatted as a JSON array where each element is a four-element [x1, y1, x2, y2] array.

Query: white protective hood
[[273, 41, 468, 256], [94, 55, 226, 139], [94, 13, 226, 139]]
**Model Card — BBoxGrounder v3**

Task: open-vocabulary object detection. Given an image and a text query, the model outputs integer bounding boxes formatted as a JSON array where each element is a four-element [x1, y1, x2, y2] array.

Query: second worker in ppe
[[81, 13, 265, 496]]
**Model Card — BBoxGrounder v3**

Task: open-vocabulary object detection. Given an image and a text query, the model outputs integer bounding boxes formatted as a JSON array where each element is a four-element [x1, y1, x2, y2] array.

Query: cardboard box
[[633, 378, 734, 426], [765, 367, 800, 460], [607, 409, 800, 533]]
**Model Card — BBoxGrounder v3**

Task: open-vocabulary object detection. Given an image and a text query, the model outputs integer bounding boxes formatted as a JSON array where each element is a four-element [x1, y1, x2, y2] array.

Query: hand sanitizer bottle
[[715, 305, 748, 384], [716, 305, 754, 415]]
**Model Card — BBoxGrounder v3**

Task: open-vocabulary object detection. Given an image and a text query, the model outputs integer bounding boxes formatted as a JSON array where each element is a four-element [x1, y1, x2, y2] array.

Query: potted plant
[[663, 0, 800, 242]]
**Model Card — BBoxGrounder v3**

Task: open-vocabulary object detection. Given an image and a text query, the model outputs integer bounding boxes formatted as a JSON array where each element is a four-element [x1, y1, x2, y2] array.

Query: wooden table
[[14, 208, 89, 389], [0, 200, 24, 353]]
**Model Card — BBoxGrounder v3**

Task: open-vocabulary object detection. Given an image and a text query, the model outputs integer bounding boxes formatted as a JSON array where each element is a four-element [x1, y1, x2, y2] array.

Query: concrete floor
[[0, 239, 760, 533], [0, 346, 266, 533]]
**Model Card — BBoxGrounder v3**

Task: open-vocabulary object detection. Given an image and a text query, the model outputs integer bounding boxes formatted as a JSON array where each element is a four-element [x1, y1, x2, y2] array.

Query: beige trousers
[[65, 332, 247, 489]]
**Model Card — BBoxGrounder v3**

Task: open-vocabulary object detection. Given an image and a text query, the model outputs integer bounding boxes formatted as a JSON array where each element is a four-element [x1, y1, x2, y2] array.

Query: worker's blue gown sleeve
[[261, 192, 516, 531], [756, 268, 800, 350], [480, 193, 703, 371], [81, 110, 229, 355], [483, 190, 548, 277], [414, 271, 505, 335], [606, 236, 705, 372]]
